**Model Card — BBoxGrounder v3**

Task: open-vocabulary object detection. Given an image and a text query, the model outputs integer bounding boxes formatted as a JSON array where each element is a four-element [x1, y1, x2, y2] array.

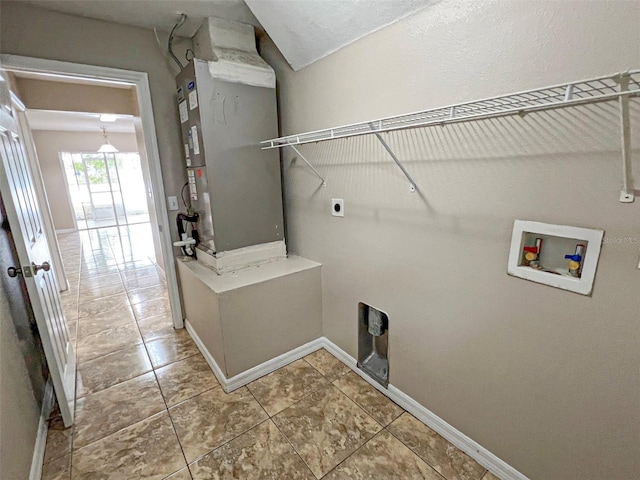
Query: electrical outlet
[[331, 198, 344, 217], [168, 196, 179, 211]]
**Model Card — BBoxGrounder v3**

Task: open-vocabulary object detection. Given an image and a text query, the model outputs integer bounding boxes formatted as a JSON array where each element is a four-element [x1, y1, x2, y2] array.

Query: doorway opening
[[1, 55, 183, 332], [61, 151, 149, 230]]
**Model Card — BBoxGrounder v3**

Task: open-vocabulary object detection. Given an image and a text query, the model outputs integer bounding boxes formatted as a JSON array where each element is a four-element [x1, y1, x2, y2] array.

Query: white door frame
[[0, 54, 184, 329]]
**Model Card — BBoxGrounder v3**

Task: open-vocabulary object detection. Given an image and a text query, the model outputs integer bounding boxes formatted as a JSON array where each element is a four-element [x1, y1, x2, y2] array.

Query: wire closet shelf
[[262, 70, 640, 148]]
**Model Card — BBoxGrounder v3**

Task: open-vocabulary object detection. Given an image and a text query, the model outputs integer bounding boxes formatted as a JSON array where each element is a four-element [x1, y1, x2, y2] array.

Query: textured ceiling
[[26, 110, 135, 133], [16, 0, 436, 71], [16, 0, 260, 37], [244, 0, 437, 70]]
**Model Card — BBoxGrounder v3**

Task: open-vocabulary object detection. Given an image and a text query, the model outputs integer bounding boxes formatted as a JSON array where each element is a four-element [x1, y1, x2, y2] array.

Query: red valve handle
[[523, 246, 539, 253]]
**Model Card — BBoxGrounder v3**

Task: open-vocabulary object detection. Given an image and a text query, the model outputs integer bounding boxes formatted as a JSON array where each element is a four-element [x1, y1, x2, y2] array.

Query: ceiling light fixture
[[99, 113, 117, 122], [97, 127, 118, 153]]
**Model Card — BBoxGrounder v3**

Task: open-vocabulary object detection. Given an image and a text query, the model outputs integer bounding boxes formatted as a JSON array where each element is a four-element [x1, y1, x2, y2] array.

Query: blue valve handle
[[564, 254, 582, 261]]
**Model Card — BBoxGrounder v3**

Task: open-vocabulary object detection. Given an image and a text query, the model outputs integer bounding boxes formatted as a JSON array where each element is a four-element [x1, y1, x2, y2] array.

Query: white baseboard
[[155, 262, 166, 281], [321, 339, 530, 480], [55, 228, 76, 234], [182, 324, 529, 480], [29, 379, 55, 480], [184, 320, 324, 393]]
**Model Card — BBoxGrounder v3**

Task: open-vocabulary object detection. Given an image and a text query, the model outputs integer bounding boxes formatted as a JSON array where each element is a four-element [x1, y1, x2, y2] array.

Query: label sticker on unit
[[190, 125, 200, 155], [188, 90, 198, 110], [179, 101, 188, 123], [184, 144, 190, 166]]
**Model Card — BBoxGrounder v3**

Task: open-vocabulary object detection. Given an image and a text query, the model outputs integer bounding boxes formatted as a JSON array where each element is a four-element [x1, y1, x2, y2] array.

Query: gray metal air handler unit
[[174, 18, 323, 385], [176, 18, 286, 271]]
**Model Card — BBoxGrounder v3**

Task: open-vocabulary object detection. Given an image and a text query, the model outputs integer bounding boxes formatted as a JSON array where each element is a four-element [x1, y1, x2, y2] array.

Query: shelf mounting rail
[[262, 70, 640, 201]]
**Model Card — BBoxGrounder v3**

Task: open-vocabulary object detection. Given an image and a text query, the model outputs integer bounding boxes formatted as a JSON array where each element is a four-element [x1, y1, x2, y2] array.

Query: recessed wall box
[[358, 302, 389, 388], [507, 220, 604, 296]]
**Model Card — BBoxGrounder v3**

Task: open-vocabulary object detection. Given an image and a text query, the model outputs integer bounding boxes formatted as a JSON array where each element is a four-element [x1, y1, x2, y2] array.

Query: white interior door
[[16, 106, 69, 292], [0, 75, 75, 426]]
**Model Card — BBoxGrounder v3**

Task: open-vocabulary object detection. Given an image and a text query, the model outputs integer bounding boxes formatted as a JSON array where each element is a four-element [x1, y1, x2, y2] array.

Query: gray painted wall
[[0, 0, 192, 250], [258, 1, 640, 479]]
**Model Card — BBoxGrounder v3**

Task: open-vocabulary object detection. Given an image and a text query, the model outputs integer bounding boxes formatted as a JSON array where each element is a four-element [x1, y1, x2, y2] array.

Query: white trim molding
[[29, 380, 55, 480], [0, 54, 184, 330], [323, 340, 531, 480], [184, 324, 530, 480]]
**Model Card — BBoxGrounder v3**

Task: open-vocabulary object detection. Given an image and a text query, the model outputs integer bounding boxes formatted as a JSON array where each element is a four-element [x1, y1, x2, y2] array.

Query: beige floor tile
[[127, 284, 169, 305], [118, 259, 155, 271], [165, 468, 193, 480], [41, 453, 70, 480], [76, 322, 142, 363], [60, 295, 77, 314], [76, 344, 152, 398], [73, 372, 166, 448], [82, 251, 117, 262], [77, 282, 126, 300], [169, 387, 268, 463], [43, 416, 72, 464], [137, 314, 175, 342], [155, 354, 219, 407], [78, 293, 130, 317], [333, 371, 404, 426], [482, 473, 502, 480], [66, 321, 77, 343], [272, 384, 381, 478], [72, 412, 185, 480], [81, 263, 121, 277], [247, 359, 329, 416], [121, 265, 159, 281], [189, 420, 314, 480], [60, 284, 79, 297], [133, 296, 171, 320], [77, 305, 136, 338], [145, 329, 199, 368], [124, 274, 163, 290], [304, 348, 351, 381], [80, 272, 122, 288], [388, 413, 486, 480], [62, 265, 81, 277], [64, 310, 78, 326], [324, 430, 442, 480]]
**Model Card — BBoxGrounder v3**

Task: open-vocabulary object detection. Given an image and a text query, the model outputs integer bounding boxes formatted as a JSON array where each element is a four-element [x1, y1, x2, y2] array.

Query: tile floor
[[42, 225, 501, 480]]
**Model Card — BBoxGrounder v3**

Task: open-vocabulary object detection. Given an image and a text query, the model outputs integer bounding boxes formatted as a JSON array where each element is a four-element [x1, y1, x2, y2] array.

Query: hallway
[[42, 226, 497, 480]]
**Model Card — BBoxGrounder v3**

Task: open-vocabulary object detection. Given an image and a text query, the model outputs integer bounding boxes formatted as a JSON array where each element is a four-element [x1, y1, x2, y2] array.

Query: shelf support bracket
[[289, 144, 326, 187], [616, 73, 635, 203], [369, 126, 417, 193]]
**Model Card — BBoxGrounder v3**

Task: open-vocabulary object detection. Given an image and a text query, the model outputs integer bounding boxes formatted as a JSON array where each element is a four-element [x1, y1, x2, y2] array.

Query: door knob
[[7, 266, 22, 278], [32, 261, 50, 274]]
